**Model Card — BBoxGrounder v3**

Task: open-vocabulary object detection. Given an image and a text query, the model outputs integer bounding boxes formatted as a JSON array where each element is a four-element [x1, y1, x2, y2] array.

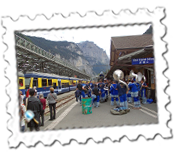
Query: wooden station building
[[106, 34, 156, 102]]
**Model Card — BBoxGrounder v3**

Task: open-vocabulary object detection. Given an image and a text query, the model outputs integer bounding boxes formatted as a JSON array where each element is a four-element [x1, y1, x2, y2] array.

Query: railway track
[[44, 94, 75, 115]]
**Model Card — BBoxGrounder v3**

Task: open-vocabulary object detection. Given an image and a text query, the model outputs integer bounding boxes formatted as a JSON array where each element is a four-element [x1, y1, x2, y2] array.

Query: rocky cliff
[[17, 32, 110, 76]]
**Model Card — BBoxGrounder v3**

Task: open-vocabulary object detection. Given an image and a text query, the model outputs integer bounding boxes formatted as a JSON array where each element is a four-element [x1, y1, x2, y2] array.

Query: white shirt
[[21, 104, 26, 126]]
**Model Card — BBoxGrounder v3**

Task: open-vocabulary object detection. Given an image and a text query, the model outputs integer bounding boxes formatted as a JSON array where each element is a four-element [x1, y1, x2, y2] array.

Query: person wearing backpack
[[26, 89, 43, 131], [47, 87, 57, 121]]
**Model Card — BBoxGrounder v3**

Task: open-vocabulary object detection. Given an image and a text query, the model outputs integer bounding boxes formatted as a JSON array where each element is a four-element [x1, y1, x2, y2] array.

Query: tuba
[[129, 70, 143, 83], [137, 72, 143, 83], [113, 69, 129, 92]]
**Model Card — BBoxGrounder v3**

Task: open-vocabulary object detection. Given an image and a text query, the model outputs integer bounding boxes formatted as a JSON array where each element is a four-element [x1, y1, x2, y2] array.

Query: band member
[[128, 78, 141, 109], [104, 78, 109, 102], [141, 79, 148, 104], [91, 84, 100, 108], [88, 80, 94, 90], [136, 80, 142, 106], [110, 80, 119, 106], [82, 82, 88, 97], [98, 79, 105, 102], [127, 80, 133, 103], [85, 81, 91, 97], [117, 82, 129, 112]]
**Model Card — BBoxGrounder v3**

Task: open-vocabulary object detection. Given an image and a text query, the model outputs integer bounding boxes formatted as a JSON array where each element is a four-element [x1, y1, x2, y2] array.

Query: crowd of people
[[75, 77, 148, 114], [19, 76, 148, 132], [19, 87, 57, 132]]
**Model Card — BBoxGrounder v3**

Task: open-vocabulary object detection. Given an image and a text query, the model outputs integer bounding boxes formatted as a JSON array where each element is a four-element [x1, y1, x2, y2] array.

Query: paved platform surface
[[39, 97, 158, 131]]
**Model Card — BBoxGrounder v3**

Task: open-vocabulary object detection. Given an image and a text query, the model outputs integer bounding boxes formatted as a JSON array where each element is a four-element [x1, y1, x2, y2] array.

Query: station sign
[[132, 57, 154, 65]]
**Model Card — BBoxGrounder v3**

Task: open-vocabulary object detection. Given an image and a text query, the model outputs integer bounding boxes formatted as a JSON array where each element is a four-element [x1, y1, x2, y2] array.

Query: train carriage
[[18, 71, 89, 99]]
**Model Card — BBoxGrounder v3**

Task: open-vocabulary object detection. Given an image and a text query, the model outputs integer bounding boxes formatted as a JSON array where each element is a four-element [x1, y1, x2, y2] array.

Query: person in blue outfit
[[88, 81, 94, 90], [136, 80, 142, 106], [98, 79, 105, 103], [140, 79, 148, 104], [104, 78, 109, 102], [128, 78, 141, 109], [127, 80, 133, 103], [85, 81, 91, 97], [91, 84, 100, 108], [81, 82, 88, 98], [116, 82, 129, 112], [110, 80, 119, 106]]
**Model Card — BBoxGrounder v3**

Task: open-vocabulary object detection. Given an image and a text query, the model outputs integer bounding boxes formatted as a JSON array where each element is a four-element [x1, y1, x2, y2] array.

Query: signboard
[[132, 57, 154, 65]]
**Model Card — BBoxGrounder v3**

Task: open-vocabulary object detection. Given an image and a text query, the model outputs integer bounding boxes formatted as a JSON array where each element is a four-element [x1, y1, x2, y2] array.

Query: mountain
[[143, 25, 153, 34], [15, 32, 110, 76], [77, 41, 110, 75]]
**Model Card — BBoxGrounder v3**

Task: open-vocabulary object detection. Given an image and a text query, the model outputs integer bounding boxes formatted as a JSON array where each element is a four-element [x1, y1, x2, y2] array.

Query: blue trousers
[[119, 94, 128, 110], [110, 94, 119, 106], [141, 89, 147, 104], [92, 95, 100, 107], [21, 125, 25, 132], [127, 92, 132, 103], [79, 91, 86, 104], [100, 89, 106, 101]]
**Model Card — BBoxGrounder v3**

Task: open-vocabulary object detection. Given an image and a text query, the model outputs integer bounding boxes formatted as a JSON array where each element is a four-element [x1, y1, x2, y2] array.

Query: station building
[[106, 34, 156, 102]]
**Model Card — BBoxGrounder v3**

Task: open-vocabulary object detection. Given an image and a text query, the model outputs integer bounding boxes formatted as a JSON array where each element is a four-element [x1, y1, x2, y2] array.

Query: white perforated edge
[[2, 8, 171, 147]]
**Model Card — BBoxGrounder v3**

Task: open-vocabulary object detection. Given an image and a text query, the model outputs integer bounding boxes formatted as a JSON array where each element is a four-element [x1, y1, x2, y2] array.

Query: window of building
[[42, 79, 47, 87], [48, 79, 52, 86]]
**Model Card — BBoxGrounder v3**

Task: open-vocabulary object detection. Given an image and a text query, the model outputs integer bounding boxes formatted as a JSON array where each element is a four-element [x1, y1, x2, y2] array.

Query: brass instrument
[[113, 69, 129, 92]]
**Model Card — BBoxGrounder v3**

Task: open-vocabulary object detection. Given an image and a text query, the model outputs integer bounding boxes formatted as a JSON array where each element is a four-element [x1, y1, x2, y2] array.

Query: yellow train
[[18, 72, 88, 98]]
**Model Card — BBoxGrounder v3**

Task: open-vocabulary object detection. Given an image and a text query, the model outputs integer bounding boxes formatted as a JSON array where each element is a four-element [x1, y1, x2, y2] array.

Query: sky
[[22, 24, 151, 58]]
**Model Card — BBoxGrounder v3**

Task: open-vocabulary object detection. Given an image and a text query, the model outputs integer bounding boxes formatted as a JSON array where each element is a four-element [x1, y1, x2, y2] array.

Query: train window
[[33, 78, 38, 87], [25, 78, 31, 89], [58, 81, 61, 89], [42, 79, 47, 87], [48, 79, 52, 86], [62, 83, 69, 88], [19, 79, 23, 87]]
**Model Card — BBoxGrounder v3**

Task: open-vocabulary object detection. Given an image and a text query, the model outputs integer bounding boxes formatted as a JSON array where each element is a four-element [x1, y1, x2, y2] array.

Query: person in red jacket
[[39, 93, 46, 126]]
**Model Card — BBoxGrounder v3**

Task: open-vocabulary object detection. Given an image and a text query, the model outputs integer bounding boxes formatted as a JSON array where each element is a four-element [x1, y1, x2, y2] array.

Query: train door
[[57, 79, 62, 94], [41, 78, 48, 97]]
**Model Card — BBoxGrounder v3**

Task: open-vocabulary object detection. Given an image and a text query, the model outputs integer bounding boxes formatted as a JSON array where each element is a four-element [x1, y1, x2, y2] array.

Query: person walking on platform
[[98, 79, 105, 103], [140, 79, 148, 104], [39, 93, 46, 126], [128, 79, 141, 109], [76, 81, 82, 103], [47, 87, 57, 120], [27, 89, 43, 131], [110, 80, 119, 106], [92, 84, 100, 108]]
